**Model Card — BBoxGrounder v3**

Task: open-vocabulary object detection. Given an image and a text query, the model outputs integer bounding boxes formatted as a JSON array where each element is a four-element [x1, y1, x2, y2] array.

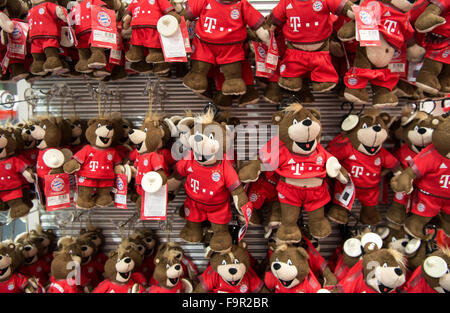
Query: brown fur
[[0, 242, 24, 282], [270, 244, 310, 284], [51, 242, 83, 280], [421, 248, 450, 290]]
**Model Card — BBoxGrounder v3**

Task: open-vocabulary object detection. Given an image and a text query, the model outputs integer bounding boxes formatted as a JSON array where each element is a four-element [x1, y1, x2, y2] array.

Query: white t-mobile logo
[[290, 17, 301, 32], [89, 161, 99, 172], [440, 175, 450, 189], [204, 17, 217, 33], [351, 166, 364, 178], [190, 178, 200, 193], [384, 20, 398, 34]]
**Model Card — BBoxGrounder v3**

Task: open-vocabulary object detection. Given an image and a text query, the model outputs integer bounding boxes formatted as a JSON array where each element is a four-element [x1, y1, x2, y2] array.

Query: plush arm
[[56, 6, 68, 23], [326, 157, 349, 184], [390, 167, 416, 194], [22, 168, 35, 184], [63, 159, 81, 174], [0, 12, 14, 33], [122, 14, 132, 30], [238, 159, 262, 183], [415, 3, 446, 33], [231, 185, 248, 216]]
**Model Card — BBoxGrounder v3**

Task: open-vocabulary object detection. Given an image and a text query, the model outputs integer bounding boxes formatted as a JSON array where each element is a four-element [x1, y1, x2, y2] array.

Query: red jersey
[[114, 144, 133, 160], [264, 270, 321, 293], [332, 253, 351, 281], [37, 148, 58, 178], [127, 0, 174, 28], [303, 237, 328, 279], [148, 280, 184, 293], [185, 0, 264, 44], [157, 147, 176, 175], [81, 258, 104, 287], [75, 0, 106, 35], [0, 273, 31, 293], [47, 278, 84, 293], [135, 152, 165, 186], [410, 144, 450, 198], [270, 0, 347, 44], [402, 266, 437, 293], [73, 145, 122, 180], [70, 144, 86, 155], [260, 139, 334, 180], [0, 156, 28, 191], [175, 155, 240, 205], [28, 2, 63, 39], [129, 148, 139, 164], [394, 143, 417, 169], [92, 278, 142, 293], [198, 266, 263, 293], [94, 252, 108, 265], [328, 139, 399, 189], [19, 259, 50, 286], [20, 148, 39, 167]]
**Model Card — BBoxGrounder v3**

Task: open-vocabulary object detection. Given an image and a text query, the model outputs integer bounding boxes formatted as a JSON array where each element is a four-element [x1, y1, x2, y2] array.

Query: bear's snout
[[174, 264, 181, 271], [124, 257, 131, 264], [373, 125, 381, 132], [194, 134, 203, 142], [417, 128, 427, 135], [129, 129, 134, 135]]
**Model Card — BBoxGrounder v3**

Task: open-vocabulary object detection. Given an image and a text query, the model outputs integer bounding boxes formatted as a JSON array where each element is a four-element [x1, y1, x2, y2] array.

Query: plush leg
[[360, 205, 382, 225], [153, 62, 171, 76], [441, 212, 450, 237], [276, 203, 302, 243], [278, 76, 302, 92], [267, 201, 281, 228], [109, 66, 128, 81], [130, 60, 153, 73], [249, 207, 263, 226], [145, 48, 165, 64], [404, 214, 433, 239], [95, 187, 113, 207], [210, 223, 232, 252], [10, 63, 29, 81], [307, 207, 331, 239], [438, 63, 450, 93], [180, 220, 203, 243], [76, 186, 95, 209], [220, 62, 246, 96], [183, 60, 212, 93], [125, 45, 145, 63], [386, 201, 407, 226], [43, 47, 63, 73], [135, 195, 142, 211], [238, 85, 259, 107], [327, 204, 349, 224], [312, 82, 336, 92], [263, 82, 283, 104], [372, 84, 398, 108], [30, 53, 46, 76], [8, 198, 31, 219], [415, 57, 442, 95], [75, 48, 92, 73], [87, 47, 107, 69], [343, 47, 370, 104], [295, 79, 315, 104], [214, 91, 233, 109]]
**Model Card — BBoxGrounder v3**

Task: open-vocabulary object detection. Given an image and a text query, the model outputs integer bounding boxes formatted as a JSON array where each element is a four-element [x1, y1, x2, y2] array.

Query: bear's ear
[[88, 119, 98, 126], [431, 116, 445, 127], [154, 257, 161, 265], [108, 250, 117, 258], [296, 247, 309, 260], [204, 246, 215, 259], [379, 112, 393, 127], [341, 114, 359, 132], [272, 112, 284, 125], [238, 241, 247, 250], [309, 109, 321, 121], [8, 243, 15, 250]]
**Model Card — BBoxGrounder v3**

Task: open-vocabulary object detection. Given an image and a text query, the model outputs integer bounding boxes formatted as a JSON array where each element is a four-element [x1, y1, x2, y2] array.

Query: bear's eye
[[5, 254, 9, 257], [42, 125, 47, 130], [234, 259, 239, 264], [77, 124, 81, 128], [166, 264, 170, 269], [414, 125, 419, 132], [275, 257, 279, 263], [221, 260, 227, 265], [208, 133, 214, 140], [383, 263, 388, 268], [144, 128, 148, 133], [287, 259, 293, 266], [97, 123, 102, 128], [292, 119, 298, 125], [362, 123, 368, 129]]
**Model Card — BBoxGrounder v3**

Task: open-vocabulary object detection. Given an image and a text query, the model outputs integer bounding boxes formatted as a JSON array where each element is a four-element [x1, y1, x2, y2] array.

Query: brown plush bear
[[239, 103, 349, 242], [327, 108, 402, 225], [63, 116, 124, 209], [171, 109, 248, 253], [194, 241, 264, 293], [391, 115, 450, 239], [387, 110, 436, 226], [338, 0, 426, 107], [29, 226, 57, 265], [0, 241, 43, 293], [130, 229, 159, 282], [66, 115, 87, 154], [413, 0, 449, 96], [75, 235, 104, 289]]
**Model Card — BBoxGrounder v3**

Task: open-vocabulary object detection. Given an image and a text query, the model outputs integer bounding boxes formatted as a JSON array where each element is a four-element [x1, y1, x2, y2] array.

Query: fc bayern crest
[[143, 159, 149, 166], [230, 8, 240, 20], [97, 11, 112, 27], [39, 7, 45, 14], [316, 156, 323, 165], [348, 77, 358, 86], [374, 157, 381, 166], [312, 0, 323, 12], [51, 177, 65, 192], [443, 49, 449, 59], [211, 172, 221, 182], [359, 10, 372, 25], [249, 193, 258, 202], [149, 0, 155, 4], [12, 27, 22, 40], [4, 163, 11, 170], [107, 153, 113, 161], [257, 45, 266, 58], [240, 284, 248, 293], [116, 177, 124, 191]]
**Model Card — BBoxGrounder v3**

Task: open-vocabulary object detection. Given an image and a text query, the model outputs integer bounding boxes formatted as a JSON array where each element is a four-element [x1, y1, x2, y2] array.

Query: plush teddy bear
[[66, 115, 87, 154], [171, 109, 248, 253], [239, 103, 349, 242], [391, 115, 450, 239], [338, 0, 426, 107], [0, 241, 44, 293], [402, 247, 449, 292], [413, 0, 449, 96], [63, 116, 124, 209], [267, 0, 356, 94], [387, 110, 436, 227], [194, 241, 264, 293], [0, 127, 35, 218], [327, 108, 402, 226], [79, 226, 108, 266], [76, 235, 104, 288], [29, 226, 57, 266], [129, 229, 159, 282], [180, 0, 270, 97]]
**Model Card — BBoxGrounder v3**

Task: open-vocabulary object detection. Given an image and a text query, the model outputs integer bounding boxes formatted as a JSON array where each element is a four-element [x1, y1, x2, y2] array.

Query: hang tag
[[265, 30, 278, 71], [238, 202, 254, 242], [407, 61, 423, 83], [109, 48, 122, 65], [69, 174, 78, 203], [1, 55, 9, 75], [336, 177, 355, 210], [44, 173, 71, 211], [90, 6, 117, 49], [180, 17, 191, 53], [251, 41, 273, 78], [353, 4, 381, 46], [388, 48, 407, 78], [159, 25, 187, 62], [33, 173, 44, 206], [141, 184, 168, 220], [67, 4, 81, 26], [113, 173, 128, 209], [6, 21, 29, 60]]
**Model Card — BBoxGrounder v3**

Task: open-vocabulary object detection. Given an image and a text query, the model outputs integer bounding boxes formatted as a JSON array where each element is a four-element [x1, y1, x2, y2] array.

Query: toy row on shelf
[[0, 0, 448, 109]]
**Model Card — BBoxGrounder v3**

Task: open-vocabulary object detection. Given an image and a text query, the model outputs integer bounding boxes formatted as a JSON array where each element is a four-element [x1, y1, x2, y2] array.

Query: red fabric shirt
[[264, 270, 321, 293], [410, 144, 450, 198], [127, 0, 174, 28], [75, 0, 106, 35], [19, 148, 39, 166], [92, 278, 141, 293], [328, 139, 399, 189], [94, 252, 108, 265], [271, 0, 347, 44], [47, 277, 84, 293], [19, 259, 50, 286], [73, 145, 122, 180], [115, 144, 133, 160], [176, 155, 240, 205], [0, 156, 28, 191], [303, 237, 328, 279], [198, 266, 263, 293], [37, 148, 58, 178], [28, 2, 62, 39], [186, 0, 264, 44], [332, 253, 351, 282], [157, 147, 176, 175], [148, 280, 184, 293], [129, 148, 139, 164], [135, 152, 165, 186], [81, 258, 104, 287], [402, 266, 437, 293], [394, 143, 417, 169], [0, 273, 30, 293]]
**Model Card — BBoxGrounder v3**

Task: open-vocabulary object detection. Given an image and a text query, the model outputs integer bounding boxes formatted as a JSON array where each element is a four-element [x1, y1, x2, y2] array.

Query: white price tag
[[93, 30, 116, 44], [142, 184, 168, 220], [47, 194, 70, 207], [388, 63, 406, 73], [358, 29, 380, 42], [114, 194, 127, 205], [160, 28, 186, 59]]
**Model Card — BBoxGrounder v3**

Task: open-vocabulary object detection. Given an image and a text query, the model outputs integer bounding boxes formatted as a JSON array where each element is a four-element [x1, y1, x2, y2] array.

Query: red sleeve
[[380, 148, 400, 170], [132, 272, 147, 285], [14, 156, 28, 173], [327, 139, 352, 161], [15, 273, 30, 291], [247, 267, 264, 292], [151, 153, 165, 172], [175, 157, 189, 177], [129, 149, 138, 163], [73, 146, 88, 164], [402, 266, 425, 293], [157, 0, 174, 14], [185, 0, 207, 20], [113, 149, 122, 165], [430, 0, 448, 11], [305, 239, 327, 276], [270, 0, 287, 25], [410, 145, 437, 178], [404, 18, 416, 44], [126, 1, 135, 14], [198, 266, 217, 292], [92, 280, 110, 293], [224, 160, 240, 192], [242, 0, 264, 30], [264, 271, 277, 290], [326, 0, 348, 14], [259, 136, 283, 171], [305, 271, 322, 293]]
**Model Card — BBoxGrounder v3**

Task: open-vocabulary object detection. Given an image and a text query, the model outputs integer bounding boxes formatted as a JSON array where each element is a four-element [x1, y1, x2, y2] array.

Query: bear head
[[0, 242, 24, 282], [400, 109, 436, 154], [128, 113, 165, 155], [15, 232, 45, 266], [134, 229, 158, 257], [152, 245, 186, 289], [20, 122, 36, 150], [79, 227, 105, 251], [431, 115, 450, 159], [104, 241, 142, 284], [76, 236, 98, 266], [29, 116, 62, 150], [85, 116, 122, 149], [5, 0, 29, 19], [51, 242, 83, 280], [29, 226, 57, 257], [66, 116, 87, 147], [421, 248, 450, 293], [0, 127, 17, 160]]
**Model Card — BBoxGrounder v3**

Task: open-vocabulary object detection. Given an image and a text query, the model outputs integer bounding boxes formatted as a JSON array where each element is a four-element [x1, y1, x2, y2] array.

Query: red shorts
[[0, 188, 22, 202], [214, 59, 254, 90], [393, 191, 409, 206], [191, 37, 245, 65], [77, 176, 115, 188], [411, 189, 450, 218], [30, 37, 60, 54], [247, 177, 278, 210], [344, 67, 399, 91], [425, 46, 450, 64], [279, 48, 338, 83], [76, 32, 91, 49], [183, 196, 231, 225], [333, 182, 379, 207], [276, 180, 330, 211], [130, 27, 161, 49]]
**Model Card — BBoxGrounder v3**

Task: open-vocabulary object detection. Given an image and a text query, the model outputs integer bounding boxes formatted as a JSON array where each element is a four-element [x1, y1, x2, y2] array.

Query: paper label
[[353, 4, 381, 47], [7, 21, 29, 60], [265, 30, 278, 71], [388, 48, 407, 78], [180, 17, 192, 53], [1, 55, 9, 74], [159, 25, 187, 62], [238, 202, 254, 242], [90, 6, 117, 49], [337, 177, 356, 210], [44, 173, 71, 211], [33, 173, 44, 206], [252, 41, 273, 78], [113, 173, 128, 209], [141, 184, 168, 220]]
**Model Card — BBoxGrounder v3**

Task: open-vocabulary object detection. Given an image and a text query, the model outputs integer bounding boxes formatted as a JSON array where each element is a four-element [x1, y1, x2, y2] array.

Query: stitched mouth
[[278, 278, 294, 287], [120, 136, 128, 144], [24, 140, 33, 147], [0, 267, 9, 276], [169, 277, 179, 285], [35, 139, 43, 147], [136, 142, 143, 151], [24, 256, 35, 264], [443, 288, 450, 294], [363, 144, 380, 154], [414, 145, 425, 153], [378, 282, 393, 293], [0, 148, 4, 154], [71, 136, 79, 143], [119, 271, 130, 280], [226, 279, 240, 286], [294, 139, 315, 151], [194, 152, 214, 162], [99, 136, 110, 145]]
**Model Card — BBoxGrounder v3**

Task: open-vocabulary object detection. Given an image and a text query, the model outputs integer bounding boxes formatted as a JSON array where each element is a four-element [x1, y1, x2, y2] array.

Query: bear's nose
[[407, 0, 415, 3], [129, 129, 134, 135], [0, 256, 2, 260], [124, 257, 131, 263], [30, 126, 35, 131], [417, 128, 426, 135], [373, 125, 382, 132], [106, 125, 113, 131], [228, 268, 237, 275], [24, 246, 32, 252], [175, 264, 181, 271], [401, 241, 408, 247], [394, 268, 403, 276], [81, 246, 88, 251], [194, 134, 203, 142], [26, 130, 31, 135], [302, 119, 312, 126], [272, 263, 281, 271]]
